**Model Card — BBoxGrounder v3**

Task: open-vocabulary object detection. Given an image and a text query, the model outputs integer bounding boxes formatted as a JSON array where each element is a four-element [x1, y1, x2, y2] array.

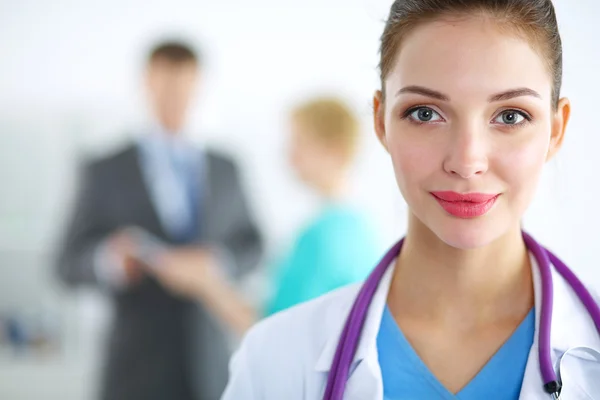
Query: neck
[[155, 117, 184, 136], [314, 172, 348, 201], [388, 215, 533, 329]]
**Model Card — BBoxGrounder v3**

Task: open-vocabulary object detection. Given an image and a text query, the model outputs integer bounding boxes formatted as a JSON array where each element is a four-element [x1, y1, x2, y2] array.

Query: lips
[[431, 191, 500, 218]]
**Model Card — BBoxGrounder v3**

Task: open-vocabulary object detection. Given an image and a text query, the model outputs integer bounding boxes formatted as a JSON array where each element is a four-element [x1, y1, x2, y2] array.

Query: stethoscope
[[323, 231, 600, 400]]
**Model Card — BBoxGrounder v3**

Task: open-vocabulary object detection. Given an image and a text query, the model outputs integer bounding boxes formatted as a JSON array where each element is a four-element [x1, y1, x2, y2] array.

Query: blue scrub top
[[377, 305, 535, 399]]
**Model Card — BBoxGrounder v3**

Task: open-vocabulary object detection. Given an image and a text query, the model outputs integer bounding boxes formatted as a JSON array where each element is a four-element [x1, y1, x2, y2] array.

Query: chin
[[429, 217, 510, 250]]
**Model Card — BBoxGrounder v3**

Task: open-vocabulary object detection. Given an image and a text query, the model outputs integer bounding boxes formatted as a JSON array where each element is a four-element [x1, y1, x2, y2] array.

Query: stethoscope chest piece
[[554, 346, 600, 399]]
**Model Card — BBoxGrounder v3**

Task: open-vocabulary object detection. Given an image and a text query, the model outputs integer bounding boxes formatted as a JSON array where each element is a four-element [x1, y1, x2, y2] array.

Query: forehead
[[387, 16, 552, 101], [148, 58, 198, 74]]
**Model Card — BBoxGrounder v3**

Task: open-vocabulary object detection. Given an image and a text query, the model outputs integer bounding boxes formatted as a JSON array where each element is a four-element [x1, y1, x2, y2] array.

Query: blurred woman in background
[[266, 97, 381, 315]]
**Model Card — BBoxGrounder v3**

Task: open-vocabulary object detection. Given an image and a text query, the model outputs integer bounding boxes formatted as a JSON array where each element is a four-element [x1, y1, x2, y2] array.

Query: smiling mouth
[[430, 191, 501, 218]]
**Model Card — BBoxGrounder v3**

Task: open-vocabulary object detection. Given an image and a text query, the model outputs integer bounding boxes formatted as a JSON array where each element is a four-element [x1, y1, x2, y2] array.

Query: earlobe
[[547, 97, 571, 161], [373, 91, 389, 153]]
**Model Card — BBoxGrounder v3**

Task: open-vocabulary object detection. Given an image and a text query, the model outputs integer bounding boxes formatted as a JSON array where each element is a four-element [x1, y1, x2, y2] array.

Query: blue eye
[[493, 110, 528, 125], [407, 107, 443, 123]]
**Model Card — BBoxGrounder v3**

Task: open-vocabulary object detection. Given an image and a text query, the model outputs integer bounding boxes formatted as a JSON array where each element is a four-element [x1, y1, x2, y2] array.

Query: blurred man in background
[[56, 40, 262, 400], [152, 97, 381, 337]]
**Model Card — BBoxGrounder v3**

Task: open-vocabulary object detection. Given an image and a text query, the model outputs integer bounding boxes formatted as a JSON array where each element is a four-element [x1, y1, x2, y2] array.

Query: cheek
[[289, 145, 306, 171], [291, 144, 318, 175], [494, 131, 550, 199], [386, 130, 444, 190]]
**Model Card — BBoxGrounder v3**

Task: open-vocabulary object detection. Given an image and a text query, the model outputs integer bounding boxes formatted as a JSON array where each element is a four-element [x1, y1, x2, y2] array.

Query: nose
[[443, 123, 489, 179]]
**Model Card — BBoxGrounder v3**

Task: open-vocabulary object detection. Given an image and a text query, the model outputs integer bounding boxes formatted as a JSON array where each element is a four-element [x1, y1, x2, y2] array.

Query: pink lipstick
[[431, 191, 500, 218]]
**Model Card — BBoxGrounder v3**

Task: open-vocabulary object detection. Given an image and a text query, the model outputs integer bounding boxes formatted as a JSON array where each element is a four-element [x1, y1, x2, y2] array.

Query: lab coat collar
[[519, 255, 600, 398], [314, 261, 395, 372], [314, 251, 600, 394], [537, 255, 600, 354]]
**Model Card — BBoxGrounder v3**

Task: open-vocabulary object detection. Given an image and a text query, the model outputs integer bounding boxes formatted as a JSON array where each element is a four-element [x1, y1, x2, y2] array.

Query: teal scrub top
[[265, 204, 381, 316]]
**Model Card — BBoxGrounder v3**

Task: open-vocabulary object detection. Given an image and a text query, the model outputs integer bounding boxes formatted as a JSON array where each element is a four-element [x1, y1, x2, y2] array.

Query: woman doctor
[[222, 0, 600, 399]]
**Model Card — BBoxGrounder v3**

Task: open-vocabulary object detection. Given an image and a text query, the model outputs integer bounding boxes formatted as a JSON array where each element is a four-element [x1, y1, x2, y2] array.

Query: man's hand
[[153, 247, 222, 299], [105, 229, 146, 286], [153, 246, 257, 334]]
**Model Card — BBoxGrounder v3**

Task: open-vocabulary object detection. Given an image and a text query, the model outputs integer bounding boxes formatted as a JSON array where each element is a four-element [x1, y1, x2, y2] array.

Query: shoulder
[[81, 143, 137, 179], [232, 283, 361, 389], [205, 149, 238, 174], [591, 287, 600, 307], [315, 205, 375, 235], [302, 207, 380, 255], [246, 281, 359, 350]]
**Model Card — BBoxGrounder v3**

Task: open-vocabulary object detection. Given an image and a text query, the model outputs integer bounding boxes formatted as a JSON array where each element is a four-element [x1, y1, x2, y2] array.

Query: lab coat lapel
[[518, 345, 557, 400], [519, 254, 552, 400], [519, 254, 600, 399], [343, 356, 384, 400], [343, 263, 396, 400], [314, 260, 395, 400]]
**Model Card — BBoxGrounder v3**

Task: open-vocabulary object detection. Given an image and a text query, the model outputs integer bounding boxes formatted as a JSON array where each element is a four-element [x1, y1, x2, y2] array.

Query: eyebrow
[[395, 85, 449, 101], [395, 85, 542, 102], [488, 88, 542, 102]]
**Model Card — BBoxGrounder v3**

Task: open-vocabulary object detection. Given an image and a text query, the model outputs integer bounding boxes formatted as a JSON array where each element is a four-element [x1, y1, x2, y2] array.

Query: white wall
[[0, 0, 405, 254], [0, 2, 402, 398], [1, 0, 596, 272], [524, 0, 600, 287]]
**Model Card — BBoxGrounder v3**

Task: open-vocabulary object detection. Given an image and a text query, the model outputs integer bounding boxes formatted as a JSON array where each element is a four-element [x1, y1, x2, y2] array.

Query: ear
[[373, 90, 389, 153], [547, 97, 570, 161]]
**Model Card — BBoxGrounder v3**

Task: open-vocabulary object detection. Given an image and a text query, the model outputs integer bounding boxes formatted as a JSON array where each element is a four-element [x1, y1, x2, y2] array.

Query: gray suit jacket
[[56, 143, 262, 400]]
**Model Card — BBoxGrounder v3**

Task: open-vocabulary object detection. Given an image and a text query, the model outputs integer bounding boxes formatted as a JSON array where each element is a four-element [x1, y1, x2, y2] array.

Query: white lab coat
[[222, 256, 600, 399]]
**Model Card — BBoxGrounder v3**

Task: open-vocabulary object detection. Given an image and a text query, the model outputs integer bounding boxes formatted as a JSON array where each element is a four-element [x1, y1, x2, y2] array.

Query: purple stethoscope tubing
[[323, 231, 600, 399]]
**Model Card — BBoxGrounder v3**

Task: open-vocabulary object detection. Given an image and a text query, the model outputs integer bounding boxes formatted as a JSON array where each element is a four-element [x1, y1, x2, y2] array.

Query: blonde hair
[[291, 97, 360, 163]]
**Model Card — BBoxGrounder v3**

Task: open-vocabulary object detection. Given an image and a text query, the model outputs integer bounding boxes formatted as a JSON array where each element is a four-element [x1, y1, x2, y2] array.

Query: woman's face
[[288, 118, 339, 187], [374, 16, 570, 249]]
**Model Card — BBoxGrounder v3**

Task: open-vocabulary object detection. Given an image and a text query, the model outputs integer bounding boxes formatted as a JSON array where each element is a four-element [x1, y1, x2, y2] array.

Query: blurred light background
[[0, 0, 598, 399]]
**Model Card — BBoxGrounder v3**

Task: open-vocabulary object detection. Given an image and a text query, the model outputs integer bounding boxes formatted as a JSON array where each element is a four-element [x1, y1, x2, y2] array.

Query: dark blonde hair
[[148, 40, 199, 65], [291, 97, 360, 163], [379, 0, 563, 107]]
